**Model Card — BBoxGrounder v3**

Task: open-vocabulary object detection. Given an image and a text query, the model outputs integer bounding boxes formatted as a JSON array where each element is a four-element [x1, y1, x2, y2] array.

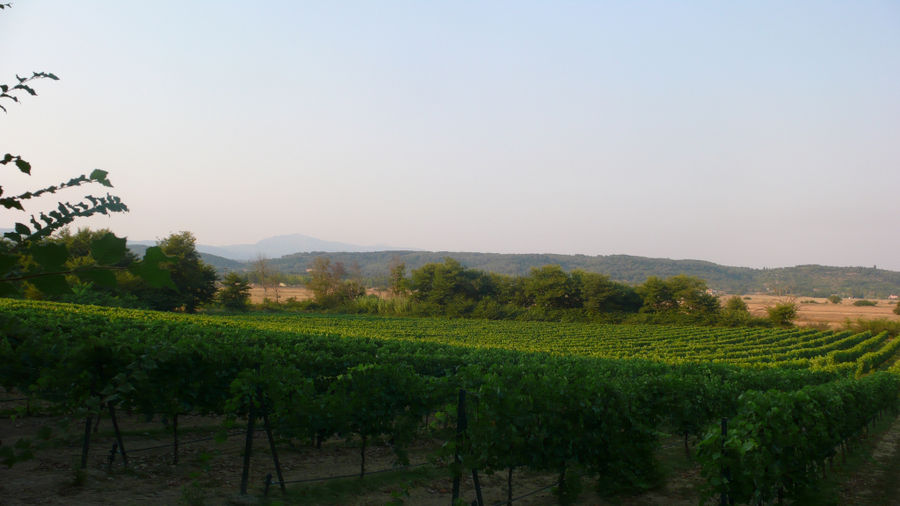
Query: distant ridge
[[131, 233, 410, 261], [195, 233, 401, 260], [263, 251, 900, 299]]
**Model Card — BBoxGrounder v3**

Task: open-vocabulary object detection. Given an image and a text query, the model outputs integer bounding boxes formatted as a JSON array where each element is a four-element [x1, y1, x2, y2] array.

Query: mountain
[[133, 233, 407, 261]]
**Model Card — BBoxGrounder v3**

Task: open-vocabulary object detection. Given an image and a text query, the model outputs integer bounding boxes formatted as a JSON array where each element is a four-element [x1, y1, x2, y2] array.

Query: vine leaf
[[75, 269, 117, 289], [29, 242, 68, 271], [0, 253, 17, 276], [0, 281, 16, 297], [90, 232, 127, 265], [28, 274, 71, 295], [130, 246, 176, 289]]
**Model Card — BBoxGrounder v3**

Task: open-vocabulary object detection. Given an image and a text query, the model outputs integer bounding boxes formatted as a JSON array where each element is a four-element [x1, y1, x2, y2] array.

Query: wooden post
[[451, 389, 466, 504], [81, 415, 93, 469], [172, 412, 179, 465], [240, 397, 256, 495], [720, 418, 728, 506], [261, 405, 285, 492], [107, 403, 128, 467]]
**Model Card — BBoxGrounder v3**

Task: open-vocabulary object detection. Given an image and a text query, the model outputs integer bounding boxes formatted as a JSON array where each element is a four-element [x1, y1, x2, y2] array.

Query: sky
[[2, 1, 899, 269]]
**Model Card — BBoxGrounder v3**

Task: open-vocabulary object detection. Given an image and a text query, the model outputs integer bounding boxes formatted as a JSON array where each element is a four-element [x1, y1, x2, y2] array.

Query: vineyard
[[2, 299, 900, 505]]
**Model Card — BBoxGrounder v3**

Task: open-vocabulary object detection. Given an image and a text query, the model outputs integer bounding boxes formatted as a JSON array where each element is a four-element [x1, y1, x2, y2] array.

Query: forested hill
[[266, 251, 900, 298]]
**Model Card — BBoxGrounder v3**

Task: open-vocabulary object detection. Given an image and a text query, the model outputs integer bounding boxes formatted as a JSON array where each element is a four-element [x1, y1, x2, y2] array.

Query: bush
[[895, 301, 900, 316], [852, 299, 877, 307], [766, 302, 798, 326], [723, 296, 749, 312], [843, 318, 900, 337], [827, 295, 842, 304]]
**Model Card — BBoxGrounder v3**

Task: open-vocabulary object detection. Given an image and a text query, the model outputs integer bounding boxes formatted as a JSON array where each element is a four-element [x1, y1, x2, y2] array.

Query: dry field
[[733, 294, 900, 328], [248, 286, 388, 304], [249, 285, 314, 303]]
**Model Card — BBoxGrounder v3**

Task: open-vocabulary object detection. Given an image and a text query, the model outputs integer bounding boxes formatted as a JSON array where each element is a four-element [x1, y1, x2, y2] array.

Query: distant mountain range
[[130, 233, 409, 261]]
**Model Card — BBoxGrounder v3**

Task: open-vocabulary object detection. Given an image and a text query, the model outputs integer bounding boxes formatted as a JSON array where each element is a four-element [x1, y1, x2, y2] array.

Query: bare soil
[[4, 397, 899, 505], [838, 413, 900, 505], [0, 399, 571, 506]]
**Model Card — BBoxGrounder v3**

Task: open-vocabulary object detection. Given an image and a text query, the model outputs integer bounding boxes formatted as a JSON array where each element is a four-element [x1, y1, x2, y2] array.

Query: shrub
[[852, 299, 877, 307], [766, 302, 798, 326], [827, 295, 842, 304], [843, 318, 900, 338], [724, 295, 749, 312]]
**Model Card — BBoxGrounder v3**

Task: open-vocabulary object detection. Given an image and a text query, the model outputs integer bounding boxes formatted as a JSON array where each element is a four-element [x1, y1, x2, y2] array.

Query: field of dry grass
[[249, 285, 314, 303], [734, 294, 900, 328], [249, 286, 388, 304]]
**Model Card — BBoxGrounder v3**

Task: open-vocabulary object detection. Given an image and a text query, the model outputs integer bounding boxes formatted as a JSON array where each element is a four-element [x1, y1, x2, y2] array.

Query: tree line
[[296, 257, 789, 326]]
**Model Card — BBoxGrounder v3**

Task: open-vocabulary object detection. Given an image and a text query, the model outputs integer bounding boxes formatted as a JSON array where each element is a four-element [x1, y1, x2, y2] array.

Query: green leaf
[[0, 253, 17, 275], [14, 158, 31, 175], [29, 242, 68, 271], [130, 246, 176, 289], [89, 169, 113, 187], [14, 223, 30, 236], [90, 233, 127, 265], [28, 274, 72, 295], [0, 282, 19, 297], [74, 268, 117, 289]]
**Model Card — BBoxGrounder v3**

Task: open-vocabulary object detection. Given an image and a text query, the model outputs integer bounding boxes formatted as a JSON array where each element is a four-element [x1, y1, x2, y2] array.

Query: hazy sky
[[2, 1, 899, 269]]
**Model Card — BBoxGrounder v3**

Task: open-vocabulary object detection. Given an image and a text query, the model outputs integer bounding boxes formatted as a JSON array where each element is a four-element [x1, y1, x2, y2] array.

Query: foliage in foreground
[[3, 300, 899, 504]]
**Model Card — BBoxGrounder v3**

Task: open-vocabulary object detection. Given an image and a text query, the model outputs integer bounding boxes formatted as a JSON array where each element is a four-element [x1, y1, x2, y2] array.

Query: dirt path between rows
[[839, 414, 900, 505]]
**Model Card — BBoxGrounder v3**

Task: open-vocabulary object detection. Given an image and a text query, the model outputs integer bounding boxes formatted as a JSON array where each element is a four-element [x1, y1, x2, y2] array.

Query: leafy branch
[[0, 71, 59, 113]]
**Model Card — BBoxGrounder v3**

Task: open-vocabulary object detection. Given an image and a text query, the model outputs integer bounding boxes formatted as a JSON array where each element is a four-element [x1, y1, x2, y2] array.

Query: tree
[[723, 295, 749, 313], [135, 232, 217, 313], [637, 275, 719, 315], [827, 295, 842, 304], [766, 301, 798, 326], [251, 254, 280, 302], [525, 265, 579, 310], [637, 276, 676, 312], [388, 257, 407, 296], [573, 270, 641, 313], [219, 272, 251, 311], [894, 300, 900, 316], [408, 258, 497, 315], [306, 256, 364, 307]]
